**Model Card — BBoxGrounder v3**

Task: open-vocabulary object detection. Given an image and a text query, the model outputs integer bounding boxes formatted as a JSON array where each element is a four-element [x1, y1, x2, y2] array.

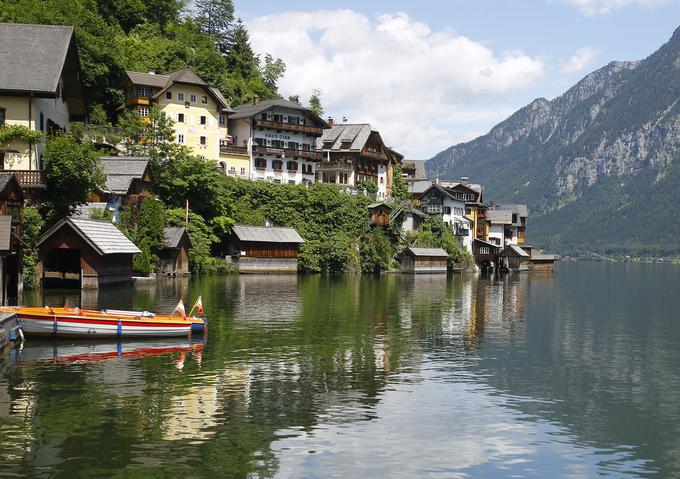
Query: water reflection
[[2, 266, 678, 477]]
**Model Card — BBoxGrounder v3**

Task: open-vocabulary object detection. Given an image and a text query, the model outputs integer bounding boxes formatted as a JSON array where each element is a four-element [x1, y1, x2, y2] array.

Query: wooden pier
[[0, 312, 20, 351]]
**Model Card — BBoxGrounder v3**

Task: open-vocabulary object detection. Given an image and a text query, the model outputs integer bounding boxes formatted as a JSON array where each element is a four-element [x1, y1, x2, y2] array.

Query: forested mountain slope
[[426, 26, 680, 256]]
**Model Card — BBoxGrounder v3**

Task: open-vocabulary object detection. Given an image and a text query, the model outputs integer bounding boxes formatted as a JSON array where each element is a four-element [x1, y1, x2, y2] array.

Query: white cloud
[[558, 0, 673, 15], [246, 10, 544, 159], [561, 47, 600, 74]]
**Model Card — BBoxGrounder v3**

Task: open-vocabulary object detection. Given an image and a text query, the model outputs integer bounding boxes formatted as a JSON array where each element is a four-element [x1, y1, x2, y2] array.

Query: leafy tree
[[166, 208, 222, 273], [404, 216, 468, 268], [309, 89, 324, 116], [391, 165, 409, 201], [21, 206, 44, 289], [133, 244, 152, 276], [88, 104, 110, 126], [288, 95, 301, 104], [360, 227, 394, 273], [41, 134, 105, 226], [261, 53, 286, 95], [357, 178, 377, 194]]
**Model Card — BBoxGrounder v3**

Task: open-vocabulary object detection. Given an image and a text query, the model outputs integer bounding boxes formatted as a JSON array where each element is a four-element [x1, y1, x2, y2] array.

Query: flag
[[193, 296, 204, 316], [174, 299, 186, 319]]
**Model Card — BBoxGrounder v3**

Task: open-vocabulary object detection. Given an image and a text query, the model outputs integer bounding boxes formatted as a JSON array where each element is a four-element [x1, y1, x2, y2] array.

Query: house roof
[[99, 157, 150, 194], [317, 124, 374, 151], [501, 245, 530, 257], [532, 252, 558, 261], [232, 225, 304, 244], [474, 238, 500, 249], [0, 173, 23, 201], [0, 216, 11, 252], [408, 179, 433, 196], [487, 210, 513, 224], [163, 227, 190, 249], [0, 23, 85, 116], [38, 218, 141, 255], [404, 247, 449, 258], [367, 202, 392, 209], [230, 99, 327, 126], [495, 204, 529, 218], [123, 68, 230, 110]]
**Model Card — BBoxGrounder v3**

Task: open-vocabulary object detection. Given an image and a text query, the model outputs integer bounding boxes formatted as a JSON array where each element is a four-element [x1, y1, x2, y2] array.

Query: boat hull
[[20, 315, 191, 338]]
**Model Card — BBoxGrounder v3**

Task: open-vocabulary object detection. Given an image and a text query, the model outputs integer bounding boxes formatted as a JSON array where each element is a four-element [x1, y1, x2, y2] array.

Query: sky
[[232, 0, 680, 159]]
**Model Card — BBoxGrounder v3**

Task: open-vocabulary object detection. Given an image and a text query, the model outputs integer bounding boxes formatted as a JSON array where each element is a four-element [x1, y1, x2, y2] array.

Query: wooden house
[[229, 225, 304, 273], [160, 227, 191, 276], [400, 247, 448, 274], [499, 245, 530, 272], [0, 173, 24, 302], [37, 218, 140, 289], [529, 250, 558, 271], [368, 202, 391, 226], [473, 239, 501, 272]]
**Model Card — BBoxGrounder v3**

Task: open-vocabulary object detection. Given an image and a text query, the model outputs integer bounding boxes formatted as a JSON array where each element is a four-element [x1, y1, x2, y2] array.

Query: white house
[[418, 183, 476, 253], [228, 98, 328, 185]]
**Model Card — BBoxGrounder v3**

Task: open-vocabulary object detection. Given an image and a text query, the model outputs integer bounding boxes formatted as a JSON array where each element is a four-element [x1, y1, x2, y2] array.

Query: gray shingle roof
[[163, 227, 189, 249], [404, 247, 449, 258], [125, 71, 171, 89], [0, 216, 11, 252], [230, 99, 327, 126], [38, 218, 140, 255], [487, 210, 513, 224], [99, 157, 149, 194], [317, 124, 374, 151], [232, 225, 304, 244], [495, 204, 529, 217], [502, 245, 530, 257], [0, 23, 74, 94], [0, 173, 15, 192]]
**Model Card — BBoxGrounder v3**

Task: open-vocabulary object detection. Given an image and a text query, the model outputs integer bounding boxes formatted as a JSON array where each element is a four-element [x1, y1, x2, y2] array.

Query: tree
[[194, 0, 234, 51], [224, 20, 259, 80], [392, 165, 408, 201], [21, 206, 44, 288], [261, 53, 285, 95], [42, 134, 106, 226], [360, 227, 394, 274], [166, 208, 222, 273], [288, 95, 301, 104], [309, 89, 324, 116]]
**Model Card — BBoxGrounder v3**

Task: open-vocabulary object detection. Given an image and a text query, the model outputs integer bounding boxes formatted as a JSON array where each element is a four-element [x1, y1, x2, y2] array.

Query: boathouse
[[160, 227, 191, 276], [400, 247, 449, 274], [228, 225, 304, 273], [473, 238, 501, 271], [368, 202, 391, 226], [0, 173, 24, 302], [529, 251, 558, 271], [499, 245, 530, 272], [38, 218, 141, 288]]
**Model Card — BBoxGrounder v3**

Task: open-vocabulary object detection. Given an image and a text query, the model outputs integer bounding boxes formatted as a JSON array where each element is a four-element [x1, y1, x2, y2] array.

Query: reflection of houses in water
[[233, 275, 301, 324]]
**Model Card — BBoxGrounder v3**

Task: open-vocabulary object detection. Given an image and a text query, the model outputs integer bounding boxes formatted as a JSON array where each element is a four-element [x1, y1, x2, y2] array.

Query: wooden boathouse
[[400, 247, 449, 274], [229, 225, 304, 273], [160, 227, 191, 276], [38, 218, 141, 288], [499, 245, 530, 272]]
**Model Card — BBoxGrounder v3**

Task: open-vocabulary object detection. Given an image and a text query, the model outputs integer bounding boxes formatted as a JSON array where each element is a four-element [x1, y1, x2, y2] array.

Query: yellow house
[[119, 68, 249, 177], [0, 23, 86, 189]]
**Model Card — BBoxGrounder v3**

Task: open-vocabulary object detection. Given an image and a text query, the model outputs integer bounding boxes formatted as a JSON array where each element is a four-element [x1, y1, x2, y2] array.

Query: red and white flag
[[174, 299, 186, 319], [193, 296, 204, 316]]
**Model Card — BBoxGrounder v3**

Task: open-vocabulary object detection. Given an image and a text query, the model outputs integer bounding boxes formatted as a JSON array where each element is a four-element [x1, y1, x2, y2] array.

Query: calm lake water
[[1, 262, 679, 478]]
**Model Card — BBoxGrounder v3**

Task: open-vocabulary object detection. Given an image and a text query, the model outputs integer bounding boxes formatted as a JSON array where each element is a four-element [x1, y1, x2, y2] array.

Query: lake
[[1, 262, 679, 478]]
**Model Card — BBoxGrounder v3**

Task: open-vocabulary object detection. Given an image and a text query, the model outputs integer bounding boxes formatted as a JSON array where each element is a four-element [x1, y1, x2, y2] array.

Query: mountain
[[426, 26, 680, 257]]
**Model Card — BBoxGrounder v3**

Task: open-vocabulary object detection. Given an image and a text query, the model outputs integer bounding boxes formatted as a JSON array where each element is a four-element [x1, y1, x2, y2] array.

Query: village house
[[316, 122, 402, 199], [492, 204, 528, 246], [229, 98, 327, 185], [160, 227, 191, 276], [418, 182, 478, 253], [119, 68, 250, 177], [400, 247, 449, 274], [0, 23, 86, 191], [473, 238, 501, 272], [38, 218, 141, 289], [0, 173, 24, 302], [228, 225, 304, 273]]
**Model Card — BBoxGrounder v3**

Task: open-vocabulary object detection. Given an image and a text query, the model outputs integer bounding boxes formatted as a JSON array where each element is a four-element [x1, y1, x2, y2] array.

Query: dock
[[0, 312, 20, 351]]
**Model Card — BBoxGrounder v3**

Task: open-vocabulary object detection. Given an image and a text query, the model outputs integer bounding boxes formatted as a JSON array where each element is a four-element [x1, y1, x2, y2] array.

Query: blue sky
[[233, 0, 680, 159]]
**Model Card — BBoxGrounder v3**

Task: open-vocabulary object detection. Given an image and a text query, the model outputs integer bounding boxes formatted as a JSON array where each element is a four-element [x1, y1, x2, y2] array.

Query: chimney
[[460, 176, 469, 185], [327, 116, 334, 125], [435, 177, 440, 185], [253, 95, 260, 105], [342, 116, 348, 123]]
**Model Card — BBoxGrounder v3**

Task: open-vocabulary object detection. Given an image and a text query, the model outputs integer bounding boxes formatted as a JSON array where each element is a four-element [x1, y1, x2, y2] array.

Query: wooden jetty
[[0, 311, 21, 350]]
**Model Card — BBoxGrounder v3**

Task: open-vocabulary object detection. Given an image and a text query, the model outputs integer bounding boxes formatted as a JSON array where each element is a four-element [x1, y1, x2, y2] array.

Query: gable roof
[[420, 183, 467, 204], [501, 245, 530, 257], [99, 157, 150, 194], [495, 204, 529, 218], [232, 225, 304, 244], [38, 218, 141, 255], [163, 227, 190, 249], [0, 173, 23, 201], [122, 68, 230, 110], [0, 23, 85, 116], [230, 98, 327, 126], [404, 247, 448, 258], [487, 210, 513, 224], [317, 124, 374, 151]]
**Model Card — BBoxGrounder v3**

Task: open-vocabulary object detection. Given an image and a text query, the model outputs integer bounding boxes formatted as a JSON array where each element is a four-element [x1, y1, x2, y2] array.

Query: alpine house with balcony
[[228, 98, 328, 185], [316, 123, 402, 199], [0, 23, 87, 191]]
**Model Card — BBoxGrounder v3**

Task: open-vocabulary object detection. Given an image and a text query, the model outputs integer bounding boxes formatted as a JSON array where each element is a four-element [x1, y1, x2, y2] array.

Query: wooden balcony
[[254, 119, 324, 136], [284, 148, 323, 161], [220, 145, 249, 156], [316, 160, 353, 172], [253, 145, 284, 157], [1, 170, 47, 189], [362, 149, 387, 161]]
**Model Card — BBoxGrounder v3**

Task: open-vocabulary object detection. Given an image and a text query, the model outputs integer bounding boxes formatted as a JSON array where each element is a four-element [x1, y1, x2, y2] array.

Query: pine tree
[[194, 0, 235, 53], [309, 89, 324, 116]]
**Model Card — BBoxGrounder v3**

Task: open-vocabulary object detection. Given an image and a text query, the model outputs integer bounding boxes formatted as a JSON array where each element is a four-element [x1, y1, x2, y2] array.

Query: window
[[139, 107, 149, 117], [0, 108, 6, 127], [240, 167, 246, 175], [271, 140, 284, 149], [261, 113, 268, 120], [178, 134, 184, 144], [165, 91, 172, 100], [272, 159, 283, 171], [40, 112, 44, 132], [190, 93, 197, 103], [273, 114, 283, 122], [177, 113, 184, 123], [341, 141, 351, 149], [137, 87, 151, 97], [200, 115, 207, 125], [200, 136, 207, 146], [255, 157, 266, 169], [219, 114, 226, 126], [287, 141, 299, 150], [480, 247, 490, 255], [443, 207, 451, 214], [178, 92, 184, 101], [286, 161, 298, 172], [201, 96, 208, 104]]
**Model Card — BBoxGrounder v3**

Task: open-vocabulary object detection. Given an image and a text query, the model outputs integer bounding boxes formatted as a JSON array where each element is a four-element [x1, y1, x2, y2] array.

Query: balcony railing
[[316, 160, 353, 172], [254, 119, 324, 135], [253, 145, 323, 161], [362, 149, 387, 161], [220, 145, 248, 156], [1, 170, 47, 189]]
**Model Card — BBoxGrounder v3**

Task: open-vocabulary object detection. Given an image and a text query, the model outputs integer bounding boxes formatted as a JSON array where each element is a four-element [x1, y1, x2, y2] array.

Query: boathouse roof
[[232, 225, 304, 244], [99, 157, 151, 194], [38, 218, 141, 255], [163, 227, 190, 249], [501, 245, 530, 258], [403, 247, 449, 258]]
